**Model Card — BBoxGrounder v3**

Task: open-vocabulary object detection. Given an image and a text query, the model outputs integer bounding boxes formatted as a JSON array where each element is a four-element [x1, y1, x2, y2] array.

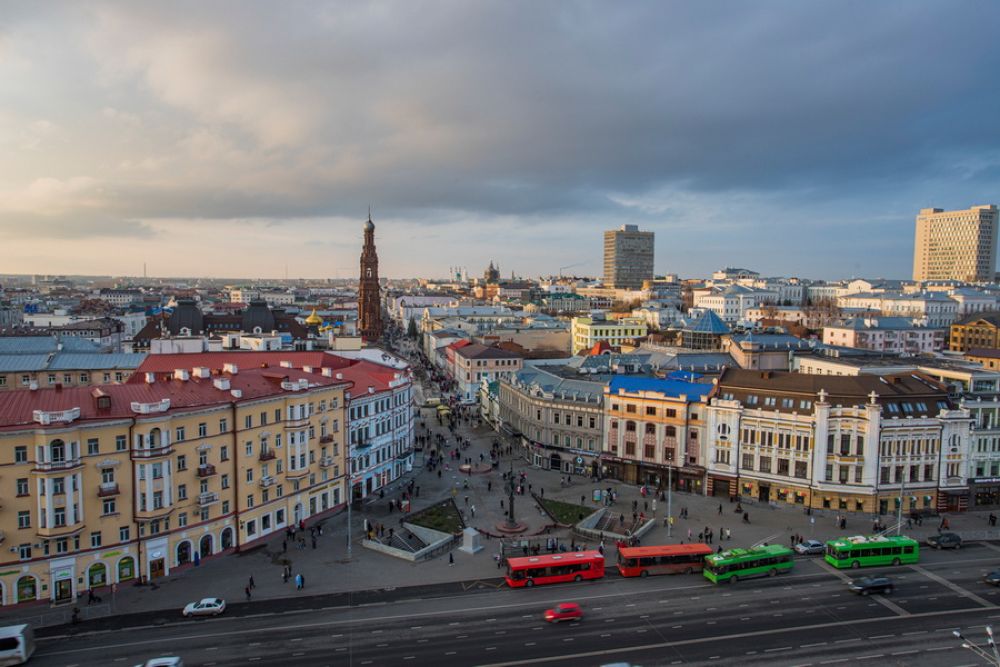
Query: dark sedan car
[[984, 570, 1000, 586], [927, 532, 962, 549], [848, 576, 894, 596]]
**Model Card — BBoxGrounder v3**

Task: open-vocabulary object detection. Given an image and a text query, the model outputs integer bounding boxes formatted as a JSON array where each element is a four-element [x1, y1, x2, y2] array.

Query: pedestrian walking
[[282, 540, 287, 553], [245, 586, 252, 601], [743, 511, 750, 524], [449, 553, 454, 566], [249, 575, 255, 589], [312, 537, 317, 549], [726, 528, 732, 540], [471, 505, 476, 518], [718, 503, 723, 515]]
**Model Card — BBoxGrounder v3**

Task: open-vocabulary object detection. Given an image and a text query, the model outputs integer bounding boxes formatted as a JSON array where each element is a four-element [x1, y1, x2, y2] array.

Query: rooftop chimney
[[174, 368, 190, 381], [223, 362, 239, 375], [192, 366, 210, 379], [145, 372, 156, 384]]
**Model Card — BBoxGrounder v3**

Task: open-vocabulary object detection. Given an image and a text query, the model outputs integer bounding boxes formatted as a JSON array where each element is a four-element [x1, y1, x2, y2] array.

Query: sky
[[2, 2, 1000, 281]]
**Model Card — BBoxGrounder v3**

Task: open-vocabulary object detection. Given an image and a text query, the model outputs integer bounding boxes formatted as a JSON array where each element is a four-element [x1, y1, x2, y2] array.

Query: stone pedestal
[[458, 527, 483, 554]]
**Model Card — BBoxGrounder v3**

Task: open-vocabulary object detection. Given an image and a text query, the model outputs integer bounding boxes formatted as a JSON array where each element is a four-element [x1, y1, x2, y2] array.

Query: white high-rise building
[[913, 205, 998, 282]]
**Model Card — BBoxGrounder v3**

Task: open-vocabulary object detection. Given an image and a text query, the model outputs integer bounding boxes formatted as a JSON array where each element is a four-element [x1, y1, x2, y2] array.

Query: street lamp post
[[667, 464, 673, 538], [954, 627, 1000, 666]]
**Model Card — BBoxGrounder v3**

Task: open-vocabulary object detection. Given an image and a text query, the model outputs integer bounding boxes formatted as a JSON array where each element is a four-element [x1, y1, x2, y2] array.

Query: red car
[[544, 602, 583, 623]]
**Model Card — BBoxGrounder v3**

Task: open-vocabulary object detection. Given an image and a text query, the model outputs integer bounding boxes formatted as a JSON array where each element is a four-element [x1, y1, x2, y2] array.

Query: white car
[[182, 598, 226, 617], [134, 659, 184, 667]]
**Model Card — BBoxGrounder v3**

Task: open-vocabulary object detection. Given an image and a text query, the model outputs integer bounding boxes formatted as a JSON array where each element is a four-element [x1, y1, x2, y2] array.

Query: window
[[18, 544, 31, 560], [245, 415, 253, 429], [17, 511, 30, 528], [16, 478, 28, 496], [120, 526, 130, 542], [246, 469, 254, 483], [645, 407, 656, 416], [177, 455, 187, 471], [219, 417, 228, 432], [742, 453, 754, 470], [777, 459, 789, 475], [221, 446, 229, 461], [825, 464, 833, 482], [116, 435, 127, 451], [854, 466, 863, 483], [221, 474, 230, 489], [178, 484, 187, 500], [178, 512, 188, 528], [87, 438, 99, 455], [245, 442, 253, 456], [794, 461, 808, 479], [102, 499, 117, 515], [90, 531, 102, 548], [175, 426, 186, 442], [14, 446, 26, 463], [247, 494, 255, 509]]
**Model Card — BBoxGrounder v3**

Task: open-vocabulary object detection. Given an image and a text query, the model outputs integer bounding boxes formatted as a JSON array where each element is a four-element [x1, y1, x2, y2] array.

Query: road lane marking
[[800, 642, 827, 648], [910, 564, 995, 608]]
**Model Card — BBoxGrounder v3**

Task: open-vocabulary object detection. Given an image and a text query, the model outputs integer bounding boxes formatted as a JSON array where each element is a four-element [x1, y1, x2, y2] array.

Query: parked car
[[182, 598, 226, 617], [544, 602, 583, 623], [984, 570, 1000, 586], [927, 532, 962, 549], [848, 576, 894, 596], [134, 659, 184, 667], [794, 540, 825, 556]]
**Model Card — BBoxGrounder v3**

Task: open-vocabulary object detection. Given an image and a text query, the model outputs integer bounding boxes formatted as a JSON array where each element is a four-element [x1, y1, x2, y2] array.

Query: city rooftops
[[607, 375, 712, 401]]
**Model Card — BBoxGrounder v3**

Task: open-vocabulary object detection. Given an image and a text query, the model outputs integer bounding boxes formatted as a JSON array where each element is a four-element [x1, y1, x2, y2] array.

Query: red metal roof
[[130, 351, 353, 379], [0, 366, 348, 432]]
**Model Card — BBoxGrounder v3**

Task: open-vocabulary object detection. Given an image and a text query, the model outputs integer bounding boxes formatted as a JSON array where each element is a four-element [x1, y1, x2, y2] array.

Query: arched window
[[148, 428, 161, 449], [50, 439, 66, 463], [16, 575, 37, 602], [717, 424, 730, 441]]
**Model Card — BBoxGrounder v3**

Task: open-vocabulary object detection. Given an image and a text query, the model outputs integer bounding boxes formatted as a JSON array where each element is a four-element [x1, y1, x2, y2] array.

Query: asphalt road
[[31, 543, 1000, 667]]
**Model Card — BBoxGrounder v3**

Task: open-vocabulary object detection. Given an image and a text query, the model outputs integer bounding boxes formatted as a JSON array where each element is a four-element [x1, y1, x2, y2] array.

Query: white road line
[[800, 642, 827, 648], [911, 564, 995, 608], [869, 634, 895, 639]]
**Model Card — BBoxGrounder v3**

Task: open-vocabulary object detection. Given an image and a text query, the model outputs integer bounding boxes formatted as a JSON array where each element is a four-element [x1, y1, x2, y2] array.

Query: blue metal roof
[[608, 376, 712, 401]]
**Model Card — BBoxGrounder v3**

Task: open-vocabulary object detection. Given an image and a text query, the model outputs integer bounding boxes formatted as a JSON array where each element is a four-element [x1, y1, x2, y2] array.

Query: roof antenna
[[368, 204, 372, 222]]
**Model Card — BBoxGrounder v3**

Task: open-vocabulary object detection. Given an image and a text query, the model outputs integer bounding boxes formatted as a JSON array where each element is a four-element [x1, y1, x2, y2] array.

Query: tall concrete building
[[913, 205, 999, 282], [603, 224, 654, 289]]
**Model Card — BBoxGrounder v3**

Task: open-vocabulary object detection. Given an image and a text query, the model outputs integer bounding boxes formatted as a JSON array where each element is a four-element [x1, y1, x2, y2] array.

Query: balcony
[[319, 455, 335, 468], [97, 482, 120, 497], [258, 449, 276, 462], [198, 492, 220, 507], [319, 435, 334, 444], [197, 463, 217, 478], [34, 457, 83, 473], [36, 520, 85, 539], [135, 506, 175, 522], [259, 476, 276, 488], [132, 445, 174, 459], [395, 448, 414, 461]]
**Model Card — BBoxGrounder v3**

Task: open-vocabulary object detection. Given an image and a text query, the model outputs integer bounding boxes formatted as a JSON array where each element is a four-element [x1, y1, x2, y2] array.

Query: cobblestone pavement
[[6, 334, 1000, 627]]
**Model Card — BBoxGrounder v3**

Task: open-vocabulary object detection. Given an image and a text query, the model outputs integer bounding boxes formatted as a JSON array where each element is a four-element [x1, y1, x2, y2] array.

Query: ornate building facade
[[358, 214, 383, 341]]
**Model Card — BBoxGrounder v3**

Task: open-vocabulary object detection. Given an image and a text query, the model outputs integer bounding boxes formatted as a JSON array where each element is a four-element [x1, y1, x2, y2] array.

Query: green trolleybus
[[824, 534, 919, 569], [703, 544, 794, 584]]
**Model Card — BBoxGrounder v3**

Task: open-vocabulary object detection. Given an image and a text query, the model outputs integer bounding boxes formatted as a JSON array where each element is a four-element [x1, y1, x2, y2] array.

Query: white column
[[163, 459, 172, 506], [145, 465, 154, 512], [46, 478, 55, 529], [76, 473, 84, 524]]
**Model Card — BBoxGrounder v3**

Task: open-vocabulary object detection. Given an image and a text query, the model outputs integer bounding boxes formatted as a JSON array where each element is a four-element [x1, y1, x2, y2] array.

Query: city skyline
[[3, 3, 1000, 279]]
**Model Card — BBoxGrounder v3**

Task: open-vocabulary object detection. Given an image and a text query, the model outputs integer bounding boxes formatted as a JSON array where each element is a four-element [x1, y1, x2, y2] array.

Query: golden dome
[[305, 308, 323, 326]]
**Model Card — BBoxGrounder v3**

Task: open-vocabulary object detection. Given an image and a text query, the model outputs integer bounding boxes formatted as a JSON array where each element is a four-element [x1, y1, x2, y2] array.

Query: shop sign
[[150, 551, 163, 559], [575, 457, 584, 465], [101, 550, 123, 559], [973, 477, 1000, 484], [53, 568, 72, 580]]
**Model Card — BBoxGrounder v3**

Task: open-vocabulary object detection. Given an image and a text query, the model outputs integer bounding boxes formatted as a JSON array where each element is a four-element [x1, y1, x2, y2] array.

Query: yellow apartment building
[[0, 363, 347, 606]]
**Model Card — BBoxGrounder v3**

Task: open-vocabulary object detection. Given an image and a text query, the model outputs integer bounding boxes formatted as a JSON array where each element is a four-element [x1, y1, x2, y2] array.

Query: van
[[0, 624, 35, 666]]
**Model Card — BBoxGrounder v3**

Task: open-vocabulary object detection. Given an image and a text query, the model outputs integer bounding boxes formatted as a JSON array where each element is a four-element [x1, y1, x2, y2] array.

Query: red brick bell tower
[[358, 211, 383, 341]]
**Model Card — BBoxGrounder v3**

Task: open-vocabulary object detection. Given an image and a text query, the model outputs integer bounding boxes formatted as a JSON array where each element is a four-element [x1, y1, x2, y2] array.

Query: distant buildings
[[603, 224, 654, 289], [570, 313, 648, 354], [823, 317, 944, 354], [950, 312, 1000, 352], [913, 205, 999, 282]]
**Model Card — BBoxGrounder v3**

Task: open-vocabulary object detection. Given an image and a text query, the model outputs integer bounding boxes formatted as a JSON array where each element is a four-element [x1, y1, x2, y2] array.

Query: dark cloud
[[3, 1, 1000, 277]]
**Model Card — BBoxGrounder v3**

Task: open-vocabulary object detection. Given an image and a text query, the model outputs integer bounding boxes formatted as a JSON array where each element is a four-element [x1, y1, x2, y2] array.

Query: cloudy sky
[[2, 2, 1000, 280]]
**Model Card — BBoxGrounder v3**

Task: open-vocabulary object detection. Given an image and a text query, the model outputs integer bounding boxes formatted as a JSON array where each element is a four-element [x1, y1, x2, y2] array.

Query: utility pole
[[667, 464, 673, 538]]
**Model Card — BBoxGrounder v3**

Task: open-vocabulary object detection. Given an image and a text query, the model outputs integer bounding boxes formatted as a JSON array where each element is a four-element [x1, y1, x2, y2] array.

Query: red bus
[[617, 543, 713, 577], [505, 551, 606, 588]]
